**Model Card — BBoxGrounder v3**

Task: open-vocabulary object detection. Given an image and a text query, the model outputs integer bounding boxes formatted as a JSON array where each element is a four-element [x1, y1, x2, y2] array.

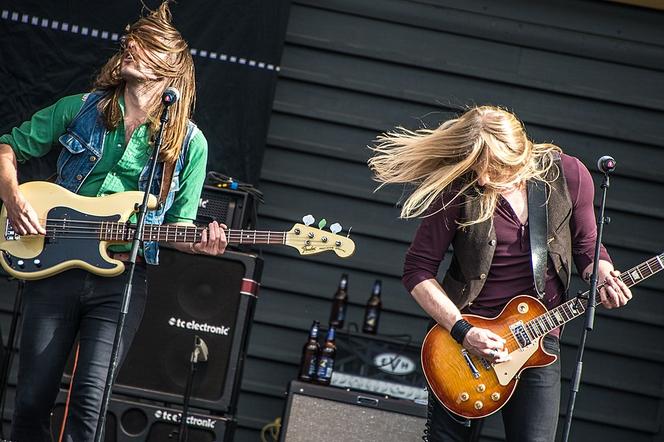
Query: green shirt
[[0, 93, 208, 224]]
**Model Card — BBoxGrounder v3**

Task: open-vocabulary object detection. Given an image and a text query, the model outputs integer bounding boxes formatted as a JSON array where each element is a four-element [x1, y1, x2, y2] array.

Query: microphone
[[162, 87, 180, 106], [597, 156, 616, 174]]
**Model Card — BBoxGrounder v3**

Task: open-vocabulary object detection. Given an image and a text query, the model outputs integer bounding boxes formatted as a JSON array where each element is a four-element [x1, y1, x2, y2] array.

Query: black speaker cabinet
[[197, 185, 256, 230], [112, 247, 263, 414], [52, 390, 233, 441], [280, 381, 427, 442]]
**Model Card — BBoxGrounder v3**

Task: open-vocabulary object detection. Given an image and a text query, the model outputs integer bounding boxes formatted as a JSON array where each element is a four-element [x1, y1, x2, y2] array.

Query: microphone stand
[[94, 100, 173, 442], [178, 336, 209, 442], [561, 169, 612, 442]]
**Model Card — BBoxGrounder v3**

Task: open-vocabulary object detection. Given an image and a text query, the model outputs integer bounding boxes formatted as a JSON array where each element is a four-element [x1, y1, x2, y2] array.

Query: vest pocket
[[56, 134, 88, 186], [553, 206, 572, 233]]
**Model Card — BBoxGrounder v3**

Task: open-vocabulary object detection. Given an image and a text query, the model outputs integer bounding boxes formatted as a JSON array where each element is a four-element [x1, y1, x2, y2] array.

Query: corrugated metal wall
[[237, 0, 664, 440]]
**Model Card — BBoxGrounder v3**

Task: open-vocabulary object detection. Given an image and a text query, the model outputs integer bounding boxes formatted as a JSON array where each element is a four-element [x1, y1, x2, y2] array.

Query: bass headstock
[[285, 216, 355, 258]]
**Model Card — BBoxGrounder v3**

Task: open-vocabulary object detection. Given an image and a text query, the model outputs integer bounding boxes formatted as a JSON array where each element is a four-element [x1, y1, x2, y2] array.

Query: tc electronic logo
[[199, 198, 209, 209], [373, 353, 416, 375], [154, 409, 217, 429], [168, 317, 230, 336]]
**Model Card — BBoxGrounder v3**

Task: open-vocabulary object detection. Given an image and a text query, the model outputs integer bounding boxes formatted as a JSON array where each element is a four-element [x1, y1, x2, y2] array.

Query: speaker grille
[[52, 390, 232, 441], [112, 248, 262, 413], [281, 381, 426, 442]]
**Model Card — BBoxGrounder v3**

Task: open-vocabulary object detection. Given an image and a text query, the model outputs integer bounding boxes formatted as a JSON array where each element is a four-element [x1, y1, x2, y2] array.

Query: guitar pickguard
[[493, 339, 540, 386], [2, 207, 121, 278]]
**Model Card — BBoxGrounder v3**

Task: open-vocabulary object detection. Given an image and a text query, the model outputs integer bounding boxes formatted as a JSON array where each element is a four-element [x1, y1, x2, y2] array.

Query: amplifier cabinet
[[280, 380, 427, 442], [52, 390, 234, 441]]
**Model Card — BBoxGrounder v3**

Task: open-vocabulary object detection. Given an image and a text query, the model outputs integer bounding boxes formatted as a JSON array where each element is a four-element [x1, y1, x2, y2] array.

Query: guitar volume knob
[[491, 392, 501, 401], [459, 392, 469, 402], [476, 384, 486, 393], [474, 401, 483, 410]]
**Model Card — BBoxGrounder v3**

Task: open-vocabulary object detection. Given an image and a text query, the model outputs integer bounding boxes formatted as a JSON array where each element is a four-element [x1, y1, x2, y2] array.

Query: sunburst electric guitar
[[422, 252, 664, 419], [0, 181, 356, 280]]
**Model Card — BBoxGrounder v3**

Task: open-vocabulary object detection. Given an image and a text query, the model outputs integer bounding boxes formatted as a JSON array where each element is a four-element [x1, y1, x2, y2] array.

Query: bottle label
[[305, 360, 317, 378], [316, 356, 335, 380]]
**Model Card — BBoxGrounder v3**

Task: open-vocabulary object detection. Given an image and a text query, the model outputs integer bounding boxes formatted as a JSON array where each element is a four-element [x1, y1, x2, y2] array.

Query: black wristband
[[450, 319, 473, 345]]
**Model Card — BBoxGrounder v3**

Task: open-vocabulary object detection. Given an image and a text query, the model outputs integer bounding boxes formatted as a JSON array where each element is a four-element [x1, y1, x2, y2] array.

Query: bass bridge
[[4, 220, 19, 241]]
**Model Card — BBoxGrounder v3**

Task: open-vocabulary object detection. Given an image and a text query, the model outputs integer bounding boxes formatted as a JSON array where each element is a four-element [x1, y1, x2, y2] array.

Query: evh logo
[[373, 353, 416, 375], [199, 198, 209, 209]]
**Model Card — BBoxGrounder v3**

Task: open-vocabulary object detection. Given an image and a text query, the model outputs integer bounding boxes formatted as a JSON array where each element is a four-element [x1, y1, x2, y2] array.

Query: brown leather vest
[[441, 160, 573, 309]]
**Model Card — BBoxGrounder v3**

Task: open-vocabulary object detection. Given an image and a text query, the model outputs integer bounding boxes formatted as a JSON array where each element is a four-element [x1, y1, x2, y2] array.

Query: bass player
[[0, 3, 226, 440]]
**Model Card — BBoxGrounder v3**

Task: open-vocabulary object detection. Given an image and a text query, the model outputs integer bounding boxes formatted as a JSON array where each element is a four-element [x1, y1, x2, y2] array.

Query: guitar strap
[[158, 160, 175, 208], [527, 179, 548, 299]]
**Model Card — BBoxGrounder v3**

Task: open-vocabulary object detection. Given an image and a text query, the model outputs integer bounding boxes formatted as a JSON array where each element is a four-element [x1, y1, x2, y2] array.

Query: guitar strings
[[38, 218, 343, 245]]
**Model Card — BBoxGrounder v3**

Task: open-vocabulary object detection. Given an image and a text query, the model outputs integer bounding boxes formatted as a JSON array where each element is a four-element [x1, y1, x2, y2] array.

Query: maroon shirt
[[403, 154, 611, 334]]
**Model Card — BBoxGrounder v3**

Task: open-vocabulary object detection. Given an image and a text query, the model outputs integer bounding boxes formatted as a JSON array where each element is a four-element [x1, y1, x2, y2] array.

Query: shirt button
[[489, 239, 496, 246], [117, 143, 122, 148], [89, 155, 97, 162], [75, 174, 83, 181], [479, 273, 486, 280]]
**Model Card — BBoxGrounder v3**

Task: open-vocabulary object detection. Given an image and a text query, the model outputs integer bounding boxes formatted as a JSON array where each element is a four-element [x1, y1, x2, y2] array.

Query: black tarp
[[0, 0, 290, 185]]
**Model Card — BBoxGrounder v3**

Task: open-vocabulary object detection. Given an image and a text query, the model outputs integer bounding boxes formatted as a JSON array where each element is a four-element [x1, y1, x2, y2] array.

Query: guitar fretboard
[[522, 253, 664, 339], [97, 221, 288, 245]]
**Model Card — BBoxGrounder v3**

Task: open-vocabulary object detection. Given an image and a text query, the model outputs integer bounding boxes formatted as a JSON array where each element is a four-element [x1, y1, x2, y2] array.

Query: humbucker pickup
[[509, 321, 532, 349]]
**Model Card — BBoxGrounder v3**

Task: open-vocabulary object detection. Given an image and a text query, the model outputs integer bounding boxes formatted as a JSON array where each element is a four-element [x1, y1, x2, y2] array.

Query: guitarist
[[369, 106, 632, 442], [0, 3, 227, 441]]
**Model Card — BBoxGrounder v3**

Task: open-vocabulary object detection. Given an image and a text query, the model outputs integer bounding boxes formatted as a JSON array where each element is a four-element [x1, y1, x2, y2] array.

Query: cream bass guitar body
[[0, 182, 355, 280]]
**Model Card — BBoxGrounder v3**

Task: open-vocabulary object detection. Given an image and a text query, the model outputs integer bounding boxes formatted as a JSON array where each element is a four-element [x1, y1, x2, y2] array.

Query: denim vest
[[56, 91, 197, 264]]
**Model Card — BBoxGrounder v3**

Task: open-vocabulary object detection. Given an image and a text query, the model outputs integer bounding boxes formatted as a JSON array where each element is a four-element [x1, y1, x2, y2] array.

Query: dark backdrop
[[0, 0, 291, 184]]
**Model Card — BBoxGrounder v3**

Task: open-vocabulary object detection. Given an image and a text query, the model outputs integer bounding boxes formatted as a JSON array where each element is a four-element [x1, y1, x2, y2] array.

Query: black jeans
[[11, 266, 147, 442], [425, 336, 561, 442]]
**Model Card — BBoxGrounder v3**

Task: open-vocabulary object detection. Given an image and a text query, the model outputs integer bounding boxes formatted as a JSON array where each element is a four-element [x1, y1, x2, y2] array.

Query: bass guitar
[[0, 181, 356, 280], [421, 252, 663, 419]]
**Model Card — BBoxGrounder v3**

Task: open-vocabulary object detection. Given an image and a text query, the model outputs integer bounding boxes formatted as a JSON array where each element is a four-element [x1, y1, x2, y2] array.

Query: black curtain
[[0, 0, 290, 185]]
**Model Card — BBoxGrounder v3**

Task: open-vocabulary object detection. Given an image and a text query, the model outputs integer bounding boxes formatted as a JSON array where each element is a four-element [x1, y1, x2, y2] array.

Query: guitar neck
[[100, 222, 288, 246], [524, 253, 664, 339]]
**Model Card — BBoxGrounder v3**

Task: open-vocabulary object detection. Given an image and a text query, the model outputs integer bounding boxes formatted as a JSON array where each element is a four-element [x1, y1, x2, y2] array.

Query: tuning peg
[[318, 218, 327, 230], [302, 214, 315, 226], [330, 223, 342, 234]]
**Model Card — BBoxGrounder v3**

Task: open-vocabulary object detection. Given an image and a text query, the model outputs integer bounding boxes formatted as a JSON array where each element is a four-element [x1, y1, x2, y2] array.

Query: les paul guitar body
[[422, 250, 664, 419], [422, 296, 556, 419]]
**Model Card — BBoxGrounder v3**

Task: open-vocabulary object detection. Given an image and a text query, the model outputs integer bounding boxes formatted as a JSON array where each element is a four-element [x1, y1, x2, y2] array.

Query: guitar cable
[[56, 344, 80, 442]]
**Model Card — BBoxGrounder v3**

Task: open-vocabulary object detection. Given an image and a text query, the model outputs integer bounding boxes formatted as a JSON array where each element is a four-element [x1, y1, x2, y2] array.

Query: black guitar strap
[[527, 179, 548, 299]]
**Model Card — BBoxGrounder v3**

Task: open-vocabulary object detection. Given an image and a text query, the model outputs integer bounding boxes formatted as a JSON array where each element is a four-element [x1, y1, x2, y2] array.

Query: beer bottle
[[298, 320, 320, 382], [362, 280, 382, 334], [328, 274, 349, 329], [315, 326, 337, 385]]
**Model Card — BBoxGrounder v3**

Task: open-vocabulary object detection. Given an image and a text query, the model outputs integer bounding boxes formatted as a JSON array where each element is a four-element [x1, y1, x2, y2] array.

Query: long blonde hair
[[368, 106, 561, 226], [93, 1, 195, 164]]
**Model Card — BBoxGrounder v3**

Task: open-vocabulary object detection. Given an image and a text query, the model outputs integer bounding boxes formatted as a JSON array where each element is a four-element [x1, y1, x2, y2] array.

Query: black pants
[[11, 267, 147, 442], [425, 336, 561, 442]]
